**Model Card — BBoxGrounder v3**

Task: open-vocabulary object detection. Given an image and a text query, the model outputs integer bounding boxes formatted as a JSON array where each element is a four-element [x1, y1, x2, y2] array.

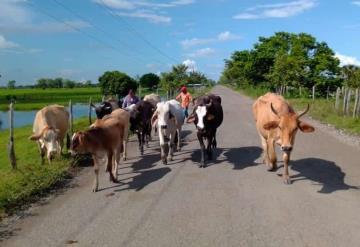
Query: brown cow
[[253, 93, 315, 184], [71, 115, 124, 192], [91, 108, 130, 161], [29, 105, 69, 164]]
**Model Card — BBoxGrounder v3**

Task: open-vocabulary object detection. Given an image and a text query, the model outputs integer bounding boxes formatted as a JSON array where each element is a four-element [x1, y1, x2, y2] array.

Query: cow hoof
[[267, 166, 277, 172], [162, 159, 167, 165], [92, 187, 98, 193], [123, 157, 127, 161]]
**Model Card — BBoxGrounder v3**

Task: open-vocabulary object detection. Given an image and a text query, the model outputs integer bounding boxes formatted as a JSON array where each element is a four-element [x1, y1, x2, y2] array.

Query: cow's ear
[[298, 121, 315, 133], [187, 113, 196, 123], [263, 121, 279, 130], [206, 114, 215, 121], [29, 133, 41, 141]]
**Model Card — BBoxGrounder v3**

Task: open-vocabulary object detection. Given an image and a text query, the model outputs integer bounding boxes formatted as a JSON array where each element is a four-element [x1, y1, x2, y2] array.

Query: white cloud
[[335, 52, 360, 67], [183, 59, 197, 72], [233, 0, 316, 20], [116, 10, 171, 23], [352, 1, 360, 6], [217, 31, 241, 41], [0, 35, 18, 49], [187, 47, 215, 58], [93, 0, 135, 10], [0, 0, 30, 24], [181, 31, 241, 49]]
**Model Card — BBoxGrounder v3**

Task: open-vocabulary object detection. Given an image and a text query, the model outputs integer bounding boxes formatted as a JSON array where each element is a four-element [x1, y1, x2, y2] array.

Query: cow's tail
[[66, 133, 71, 150]]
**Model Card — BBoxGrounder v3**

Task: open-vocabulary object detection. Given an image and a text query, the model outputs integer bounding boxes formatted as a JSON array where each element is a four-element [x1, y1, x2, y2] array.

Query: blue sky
[[0, 0, 360, 85]]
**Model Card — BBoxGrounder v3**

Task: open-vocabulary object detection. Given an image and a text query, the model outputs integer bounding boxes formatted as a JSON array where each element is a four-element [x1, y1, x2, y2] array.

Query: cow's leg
[[113, 147, 121, 181], [267, 138, 277, 171], [169, 130, 176, 162], [282, 152, 291, 184], [122, 126, 129, 161], [38, 142, 45, 165], [206, 134, 213, 160], [137, 132, 144, 155], [59, 139, 64, 155], [107, 151, 118, 183], [197, 132, 206, 168], [159, 132, 168, 165], [92, 156, 99, 192], [176, 127, 181, 151]]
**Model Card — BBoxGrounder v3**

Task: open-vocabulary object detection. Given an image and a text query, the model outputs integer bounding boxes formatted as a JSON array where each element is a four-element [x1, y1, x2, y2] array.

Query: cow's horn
[[270, 103, 279, 118], [297, 103, 310, 119]]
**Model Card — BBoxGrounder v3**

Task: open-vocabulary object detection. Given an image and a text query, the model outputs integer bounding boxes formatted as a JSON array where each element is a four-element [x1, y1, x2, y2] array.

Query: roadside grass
[[226, 84, 360, 136], [0, 88, 102, 111], [0, 117, 89, 217]]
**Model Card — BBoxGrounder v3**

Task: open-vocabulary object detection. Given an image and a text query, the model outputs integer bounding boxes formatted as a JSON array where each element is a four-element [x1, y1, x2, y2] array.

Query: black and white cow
[[187, 94, 223, 168]]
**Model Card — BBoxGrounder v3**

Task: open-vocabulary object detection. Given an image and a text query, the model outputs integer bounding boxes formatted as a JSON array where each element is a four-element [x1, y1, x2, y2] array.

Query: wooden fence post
[[69, 100, 73, 136], [343, 88, 348, 115], [312, 86, 315, 101], [326, 86, 330, 100], [335, 87, 341, 110], [88, 97, 92, 125], [346, 89, 352, 115], [8, 101, 16, 169], [353, 88, 359, 118]]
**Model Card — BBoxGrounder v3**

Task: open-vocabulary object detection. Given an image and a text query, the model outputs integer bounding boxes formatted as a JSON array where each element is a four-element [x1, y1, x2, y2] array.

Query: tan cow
[[91, 108, 130, 160], [71, 115, 125, 192], [29, 105, 69, 164], [253, 93, 315, 184]]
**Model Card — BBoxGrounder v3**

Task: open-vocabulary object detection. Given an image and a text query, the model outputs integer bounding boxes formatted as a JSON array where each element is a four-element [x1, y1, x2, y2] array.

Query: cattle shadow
[[189, 148, 224, 167], [114, 167, 171, 192], [290, 158, 359, 194], [131, 153, 160, 171], [223, 146, 262, 170]]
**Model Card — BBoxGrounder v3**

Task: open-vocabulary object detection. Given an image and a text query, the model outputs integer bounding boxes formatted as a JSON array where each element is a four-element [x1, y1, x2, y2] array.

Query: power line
[[50, 0, 165, 65], [97, 0, 180, 64], [26, 1, 145, 66]]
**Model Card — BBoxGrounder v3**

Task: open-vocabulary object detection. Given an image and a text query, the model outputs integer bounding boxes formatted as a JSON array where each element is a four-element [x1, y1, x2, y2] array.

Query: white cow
[[29, 105, 69, 164], [151, 100, 184, 164]]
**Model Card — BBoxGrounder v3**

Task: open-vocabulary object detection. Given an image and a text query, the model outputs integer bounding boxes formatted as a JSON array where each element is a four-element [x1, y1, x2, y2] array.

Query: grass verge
[[226, 84, 360, 136], [0, 117, 90, 218]]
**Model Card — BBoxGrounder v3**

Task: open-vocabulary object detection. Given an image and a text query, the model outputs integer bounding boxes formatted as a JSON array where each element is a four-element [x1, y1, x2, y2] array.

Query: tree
[[64, 79, 76, 88], [7, 80, 16, 89], [37, 78, 48, 89], [139, 73, 160, 89], [98, 71, 137, 97]]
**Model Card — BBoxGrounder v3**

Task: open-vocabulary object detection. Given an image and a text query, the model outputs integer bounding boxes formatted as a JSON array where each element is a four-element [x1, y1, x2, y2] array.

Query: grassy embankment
[[0, 88, 103, 111], [0, 117, 89, 217], [229, 85, 360, 135]]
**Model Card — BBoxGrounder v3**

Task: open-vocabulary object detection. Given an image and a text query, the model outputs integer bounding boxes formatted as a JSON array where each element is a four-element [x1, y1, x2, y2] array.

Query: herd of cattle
[[29, 91, 314, 191]]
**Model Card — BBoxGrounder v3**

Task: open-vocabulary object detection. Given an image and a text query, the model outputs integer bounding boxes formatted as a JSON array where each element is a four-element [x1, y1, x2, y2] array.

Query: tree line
[[220, 32, 360, 96], [99, 64, 215, 97]]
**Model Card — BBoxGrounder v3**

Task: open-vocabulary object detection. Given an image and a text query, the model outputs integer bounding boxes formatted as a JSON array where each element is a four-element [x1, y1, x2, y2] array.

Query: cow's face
[[30, 127, 59, 161], [93, 102, 112, 119], [187, 103, 215, 132], [70, 132, 88, 155], [156, 103, 173, 130], [263, 104, 315, 152]]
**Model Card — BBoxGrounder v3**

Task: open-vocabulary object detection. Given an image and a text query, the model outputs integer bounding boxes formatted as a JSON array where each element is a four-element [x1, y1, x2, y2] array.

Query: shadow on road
[[131, 153, 159, 171], [223, 146, 262, 170], [115, 167, 171, 192], [291, 158, 359, 194]]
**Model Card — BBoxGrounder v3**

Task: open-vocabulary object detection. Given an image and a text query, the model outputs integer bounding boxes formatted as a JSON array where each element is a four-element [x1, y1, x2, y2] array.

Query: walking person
[[122, 89, 140, 108], [176, 86, 192, 118]]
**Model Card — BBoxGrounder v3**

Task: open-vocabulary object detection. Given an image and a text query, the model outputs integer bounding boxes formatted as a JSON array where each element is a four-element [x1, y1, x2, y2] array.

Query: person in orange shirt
[[176, 86, 192, 118]]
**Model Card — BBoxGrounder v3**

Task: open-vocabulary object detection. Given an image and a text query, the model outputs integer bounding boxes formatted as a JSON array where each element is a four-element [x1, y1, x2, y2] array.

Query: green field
[[0, 88, 102, 111], [228, 85, 360, 136], [0, 118, 89, 217]]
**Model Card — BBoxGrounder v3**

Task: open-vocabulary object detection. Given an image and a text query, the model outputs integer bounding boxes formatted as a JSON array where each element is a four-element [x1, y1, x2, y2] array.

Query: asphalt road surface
[[2, 86, 360, 247]]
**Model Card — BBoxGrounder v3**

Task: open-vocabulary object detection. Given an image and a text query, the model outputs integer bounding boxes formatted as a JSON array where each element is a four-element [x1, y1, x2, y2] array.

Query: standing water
[[0, 104, 92, 130]]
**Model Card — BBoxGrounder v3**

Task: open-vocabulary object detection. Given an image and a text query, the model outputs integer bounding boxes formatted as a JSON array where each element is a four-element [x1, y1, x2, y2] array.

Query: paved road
[[2, 86, 360, 247]]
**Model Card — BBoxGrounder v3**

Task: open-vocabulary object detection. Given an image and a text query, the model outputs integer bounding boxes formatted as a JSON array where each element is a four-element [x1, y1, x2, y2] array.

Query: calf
[[187, 94, 223, 168], [253, 93, 315, 184], [151, 100, 184, 164], [71, 116, 124, 192], [127, 100, 155, 155], [29, 105, 69, 164], [91, 108, 130, 161]]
